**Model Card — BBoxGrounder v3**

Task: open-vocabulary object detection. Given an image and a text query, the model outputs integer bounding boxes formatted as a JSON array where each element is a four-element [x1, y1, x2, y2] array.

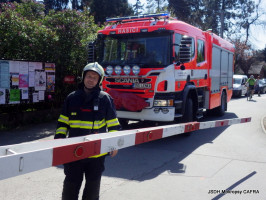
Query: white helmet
[[82, 62, 105, 85]]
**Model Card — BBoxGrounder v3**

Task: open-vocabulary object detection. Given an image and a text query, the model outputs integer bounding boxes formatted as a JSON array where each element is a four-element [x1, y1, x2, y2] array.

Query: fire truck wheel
[[119, 119, 129, 130], [215, 92, 227, 116], [183, 98, 193, 136]]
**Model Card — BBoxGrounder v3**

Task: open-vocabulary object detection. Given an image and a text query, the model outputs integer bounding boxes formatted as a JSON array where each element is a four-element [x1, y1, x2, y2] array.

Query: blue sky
[[128, 0, 266, 50]]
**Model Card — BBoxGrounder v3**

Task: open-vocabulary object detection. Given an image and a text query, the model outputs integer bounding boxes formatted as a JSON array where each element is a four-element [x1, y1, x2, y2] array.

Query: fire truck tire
[[119, 119, 129, 130], [183, 98, 193, 136], [214, 92, 227, 116]]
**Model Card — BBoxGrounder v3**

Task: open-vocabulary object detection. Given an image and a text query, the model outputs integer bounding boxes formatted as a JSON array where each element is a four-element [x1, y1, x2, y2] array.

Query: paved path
[[0, 94, 266, 200]]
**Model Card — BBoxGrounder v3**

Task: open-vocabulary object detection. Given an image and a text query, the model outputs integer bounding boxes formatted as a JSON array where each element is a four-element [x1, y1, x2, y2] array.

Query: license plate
[[133, 83, 152, 89]]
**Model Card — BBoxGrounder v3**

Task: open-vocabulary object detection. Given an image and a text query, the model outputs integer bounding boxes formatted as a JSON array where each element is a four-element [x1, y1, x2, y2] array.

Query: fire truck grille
[[106, 85, 134, 89]]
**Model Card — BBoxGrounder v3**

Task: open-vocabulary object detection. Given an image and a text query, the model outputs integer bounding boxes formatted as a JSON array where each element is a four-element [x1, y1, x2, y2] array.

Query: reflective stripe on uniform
[[58, 115, 69, 125], [108, 130, 118, 132], [106, 118, 120, 128], [69, 120, 93, 129], [93, 119, 106, 129], [55, 127, 68, 135], [69, 119, 110, 130], [89, 152, 108, 158]]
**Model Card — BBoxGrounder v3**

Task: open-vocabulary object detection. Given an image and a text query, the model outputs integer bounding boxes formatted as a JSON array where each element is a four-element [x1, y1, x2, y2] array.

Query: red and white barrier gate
[[0, 117, 251, 180]]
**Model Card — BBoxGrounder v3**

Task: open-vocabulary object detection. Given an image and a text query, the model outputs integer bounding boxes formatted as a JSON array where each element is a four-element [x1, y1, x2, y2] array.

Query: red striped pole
[[0, 117, 251, 180]]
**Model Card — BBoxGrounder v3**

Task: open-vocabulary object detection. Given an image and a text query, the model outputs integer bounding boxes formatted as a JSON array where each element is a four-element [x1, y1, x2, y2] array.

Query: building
[[248, 61, 266, 78]]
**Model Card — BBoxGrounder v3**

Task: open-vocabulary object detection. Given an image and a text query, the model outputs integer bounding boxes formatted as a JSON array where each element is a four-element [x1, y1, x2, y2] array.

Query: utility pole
[[220, 0, 225, 38]]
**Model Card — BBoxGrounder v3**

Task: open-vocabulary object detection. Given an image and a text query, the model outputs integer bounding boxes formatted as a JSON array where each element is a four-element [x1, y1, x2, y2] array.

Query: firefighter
[[55, 62, 121, 200]]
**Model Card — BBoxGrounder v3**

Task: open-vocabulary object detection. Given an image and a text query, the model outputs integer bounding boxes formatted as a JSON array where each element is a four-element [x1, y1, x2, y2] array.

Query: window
[[174, 33, 182, 61], [98, 33, 171, 67], [197, 39, 205, 63]]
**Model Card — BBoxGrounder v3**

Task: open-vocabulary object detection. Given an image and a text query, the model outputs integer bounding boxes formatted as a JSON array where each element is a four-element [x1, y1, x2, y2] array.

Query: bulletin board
[[0, 60, 55, 105]]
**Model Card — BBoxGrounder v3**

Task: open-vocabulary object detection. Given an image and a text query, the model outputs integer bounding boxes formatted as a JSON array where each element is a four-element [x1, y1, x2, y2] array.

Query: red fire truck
[[91, 13, 235, 126]]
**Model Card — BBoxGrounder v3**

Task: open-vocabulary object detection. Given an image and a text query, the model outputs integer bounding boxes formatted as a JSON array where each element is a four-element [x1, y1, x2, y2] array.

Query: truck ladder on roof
[[106, 13, 172, 23]]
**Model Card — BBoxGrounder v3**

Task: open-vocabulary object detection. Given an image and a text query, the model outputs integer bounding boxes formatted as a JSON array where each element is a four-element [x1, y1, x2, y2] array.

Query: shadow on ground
[[103, 112, 239, 182]]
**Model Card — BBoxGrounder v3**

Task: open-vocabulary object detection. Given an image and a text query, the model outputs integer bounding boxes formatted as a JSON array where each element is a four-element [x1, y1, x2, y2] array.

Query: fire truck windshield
[[97, 33, 171, 67]]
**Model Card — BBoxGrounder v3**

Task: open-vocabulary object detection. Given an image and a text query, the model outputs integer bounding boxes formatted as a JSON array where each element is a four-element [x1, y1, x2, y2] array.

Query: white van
[[233, 75, 248, 97]]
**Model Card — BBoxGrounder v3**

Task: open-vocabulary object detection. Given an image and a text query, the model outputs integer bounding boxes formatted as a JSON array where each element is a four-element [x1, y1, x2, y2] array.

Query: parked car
[[255, 79, 266, 94], [233, 75, 248, 97]]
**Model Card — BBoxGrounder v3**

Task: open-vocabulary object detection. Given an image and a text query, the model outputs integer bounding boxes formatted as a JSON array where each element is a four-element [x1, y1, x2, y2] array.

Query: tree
[[168, 0, 260, 40], [234, 0, 263, 45], [89, 0, 133, 24], [43, 8, 100, 100], [0, 0, 57, 61], [232, 38, 257, 75], [43, 0, 68, 13], [146, 0, 168, 13], [168, 0, 204, 29], [0, 0, 22, 3], [132, 0, 144, 15]]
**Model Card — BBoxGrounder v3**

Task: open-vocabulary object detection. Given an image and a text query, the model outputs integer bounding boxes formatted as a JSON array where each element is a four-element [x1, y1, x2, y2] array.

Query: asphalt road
[[0, 94, 266, 200]]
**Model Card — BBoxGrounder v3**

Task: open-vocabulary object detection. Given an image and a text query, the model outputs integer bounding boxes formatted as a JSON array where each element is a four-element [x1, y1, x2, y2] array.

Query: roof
[[248, 61, 266, 74]]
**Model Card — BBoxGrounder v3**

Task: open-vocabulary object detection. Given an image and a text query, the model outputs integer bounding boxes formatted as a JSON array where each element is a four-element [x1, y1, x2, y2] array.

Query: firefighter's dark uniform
[[55, 86, 120, 200]]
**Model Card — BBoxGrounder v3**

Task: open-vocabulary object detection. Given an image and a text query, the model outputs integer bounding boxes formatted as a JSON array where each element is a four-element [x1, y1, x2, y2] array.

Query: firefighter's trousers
[[62, 156, 105, 200]]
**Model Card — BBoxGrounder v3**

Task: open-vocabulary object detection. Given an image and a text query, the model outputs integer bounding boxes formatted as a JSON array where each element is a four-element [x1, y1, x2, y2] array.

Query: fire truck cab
[[91, 13, 235, 125]]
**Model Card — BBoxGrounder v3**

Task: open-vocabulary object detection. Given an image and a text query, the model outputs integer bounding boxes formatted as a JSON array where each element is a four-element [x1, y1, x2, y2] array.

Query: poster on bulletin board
[[11, 73, 19, 86], [19, 74, 29, 88], [9, 89, 20, 104], [47, 74, 55, 92], [21, 88, 29, 100], [0, 61, 10, 89], [0, 89, 6, 104], [35, 70, 46, 91]]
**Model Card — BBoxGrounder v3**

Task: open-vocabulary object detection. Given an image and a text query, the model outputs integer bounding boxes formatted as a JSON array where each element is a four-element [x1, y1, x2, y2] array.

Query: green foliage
[[168, 0, 203, 28], [43, 0, 68, 12], [0, 1, 57, 61], [90, 0, 133, 24], [43, 8, 101, 100], [0, 0, 101, 101]]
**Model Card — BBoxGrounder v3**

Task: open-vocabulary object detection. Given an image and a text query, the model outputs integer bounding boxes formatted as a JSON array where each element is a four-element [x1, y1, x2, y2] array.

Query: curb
[[261, 117, 266, 134]]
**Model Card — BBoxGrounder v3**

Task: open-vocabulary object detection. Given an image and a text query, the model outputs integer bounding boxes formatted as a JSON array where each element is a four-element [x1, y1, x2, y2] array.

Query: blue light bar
[[106, 13, 170, 22]]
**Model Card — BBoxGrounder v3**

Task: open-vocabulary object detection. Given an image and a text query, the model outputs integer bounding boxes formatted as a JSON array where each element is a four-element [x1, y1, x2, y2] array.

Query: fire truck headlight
[[132, 65, 140, 75], [115, 65, 122, 75], [123, 65, 131, 75], [106, 66, 113, 75], [154, 100, 174, 107]]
